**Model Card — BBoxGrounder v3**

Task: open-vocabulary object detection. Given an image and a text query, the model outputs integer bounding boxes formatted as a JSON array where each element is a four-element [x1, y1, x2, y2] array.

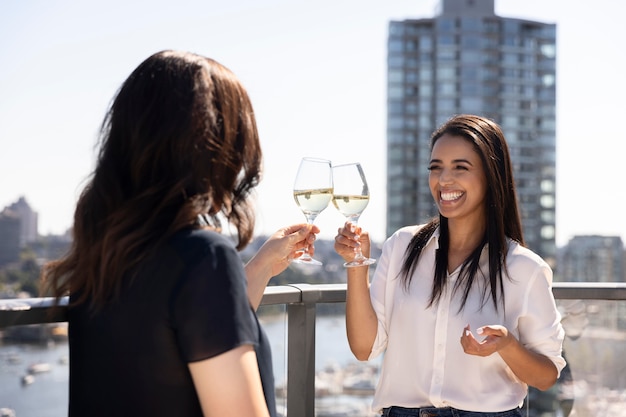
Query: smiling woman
[[334, 114, 565, 416]]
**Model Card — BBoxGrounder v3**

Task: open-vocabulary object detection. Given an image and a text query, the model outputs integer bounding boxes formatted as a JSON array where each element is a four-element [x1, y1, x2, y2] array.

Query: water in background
[[0, 341, 69, 417]]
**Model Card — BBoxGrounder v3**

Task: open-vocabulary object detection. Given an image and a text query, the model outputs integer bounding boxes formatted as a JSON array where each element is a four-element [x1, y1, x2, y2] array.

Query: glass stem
[[303, 215, 318, 257], [349, 217, 364, 261]]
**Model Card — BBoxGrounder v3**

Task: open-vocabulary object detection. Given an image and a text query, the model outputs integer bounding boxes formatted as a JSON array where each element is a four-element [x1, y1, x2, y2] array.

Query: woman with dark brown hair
[[334, 114, 565, 417], [42, 50, 318, 417]]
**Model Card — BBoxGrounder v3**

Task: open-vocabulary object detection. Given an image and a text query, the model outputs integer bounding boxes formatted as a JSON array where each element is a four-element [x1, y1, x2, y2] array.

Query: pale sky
[[1, 0, 625, 247]]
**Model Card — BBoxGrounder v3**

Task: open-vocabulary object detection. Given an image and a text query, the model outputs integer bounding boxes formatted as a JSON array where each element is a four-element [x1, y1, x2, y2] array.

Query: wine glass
[[292, 157, 333, 265], [332, 162, 376, 267]]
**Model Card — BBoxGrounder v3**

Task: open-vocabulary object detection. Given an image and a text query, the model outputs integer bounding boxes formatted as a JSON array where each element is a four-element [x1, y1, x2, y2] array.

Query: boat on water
[[21, 373, 35, 386], [0, 407, 16, 417], [27, 362, 51, 374]]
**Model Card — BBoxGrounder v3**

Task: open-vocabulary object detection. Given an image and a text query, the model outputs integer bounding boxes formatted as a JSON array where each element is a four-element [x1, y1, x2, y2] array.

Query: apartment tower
[[386, 0, 557, 262]]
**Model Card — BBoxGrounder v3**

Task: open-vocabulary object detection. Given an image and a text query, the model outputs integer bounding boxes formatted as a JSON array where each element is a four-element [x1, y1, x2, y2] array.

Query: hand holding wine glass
[[332, 162, 376, 267], [292, 157, 333, 265]]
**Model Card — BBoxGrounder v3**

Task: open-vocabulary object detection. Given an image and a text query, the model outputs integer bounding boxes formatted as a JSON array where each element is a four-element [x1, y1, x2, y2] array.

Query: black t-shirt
[[67, 228, 276, 417]]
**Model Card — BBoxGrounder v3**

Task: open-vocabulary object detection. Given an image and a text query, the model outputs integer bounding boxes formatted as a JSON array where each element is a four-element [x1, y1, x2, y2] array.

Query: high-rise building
[[6, 196, 39, 247], [386, 0, 557, 263], [0, 209, 21, 266]]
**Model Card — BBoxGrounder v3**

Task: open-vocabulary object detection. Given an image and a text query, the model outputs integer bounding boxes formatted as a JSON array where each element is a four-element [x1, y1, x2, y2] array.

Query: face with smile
[[428, 133, 488, 224]]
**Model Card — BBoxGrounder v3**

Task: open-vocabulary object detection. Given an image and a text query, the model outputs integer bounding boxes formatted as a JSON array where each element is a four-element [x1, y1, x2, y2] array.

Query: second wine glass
[[332, 162, 376, 267], [292, 157, 333, 265]]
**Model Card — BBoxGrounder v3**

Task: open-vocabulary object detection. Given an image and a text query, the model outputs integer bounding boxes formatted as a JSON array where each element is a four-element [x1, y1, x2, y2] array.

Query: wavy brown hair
[[400, 114, 524, 312], [41, 50, 262, 309]]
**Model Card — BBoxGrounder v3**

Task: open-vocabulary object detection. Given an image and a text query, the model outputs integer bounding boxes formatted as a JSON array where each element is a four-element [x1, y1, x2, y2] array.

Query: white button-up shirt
[[368, 225, 566, 413]]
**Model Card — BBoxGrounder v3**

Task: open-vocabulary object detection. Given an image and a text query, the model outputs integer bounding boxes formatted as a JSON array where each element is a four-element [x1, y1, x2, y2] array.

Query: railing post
[[286, 298, 316, 417]]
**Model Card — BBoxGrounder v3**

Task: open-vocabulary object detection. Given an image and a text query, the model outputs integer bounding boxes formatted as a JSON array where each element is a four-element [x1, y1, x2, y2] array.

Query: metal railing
[[1, 282, 626, 417]]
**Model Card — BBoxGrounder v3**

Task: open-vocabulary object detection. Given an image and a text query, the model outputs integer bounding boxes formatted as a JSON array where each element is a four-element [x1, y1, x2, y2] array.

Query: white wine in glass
[[292, 157, 333, 265], [332, 162, 376, 267]]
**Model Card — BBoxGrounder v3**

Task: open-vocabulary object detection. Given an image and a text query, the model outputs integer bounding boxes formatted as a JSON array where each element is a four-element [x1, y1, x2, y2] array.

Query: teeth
[[441, 191, 463, 201]]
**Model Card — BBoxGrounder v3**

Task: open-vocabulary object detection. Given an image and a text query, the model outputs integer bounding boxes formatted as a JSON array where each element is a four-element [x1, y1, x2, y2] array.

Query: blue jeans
[[382, 406, 523, 417]]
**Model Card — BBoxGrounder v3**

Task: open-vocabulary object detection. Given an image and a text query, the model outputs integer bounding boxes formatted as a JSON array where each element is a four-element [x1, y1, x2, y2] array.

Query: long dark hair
[[42, 50, 262, 309], [400, 114, 524, 312]]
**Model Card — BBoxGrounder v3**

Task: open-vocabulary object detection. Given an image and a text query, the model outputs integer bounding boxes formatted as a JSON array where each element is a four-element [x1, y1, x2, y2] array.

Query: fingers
[[460, 325, 509, 357], [294, 233, 316, 253], [460, 324, 476, 348], [461, 330, 492, 357], [332, 224, 359, 263], [281, 221, 369, 262], [476, 325, 506, 337], [334, 227, 360, 250], [463, 324, 472, 338], [281, 223, 320, 249], [281, 223, 319, 237], [339, 221, 361, 241]]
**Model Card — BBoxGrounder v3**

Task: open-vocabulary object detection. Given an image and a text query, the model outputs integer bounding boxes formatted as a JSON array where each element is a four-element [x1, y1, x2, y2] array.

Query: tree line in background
[[0, 236, 382, 304]]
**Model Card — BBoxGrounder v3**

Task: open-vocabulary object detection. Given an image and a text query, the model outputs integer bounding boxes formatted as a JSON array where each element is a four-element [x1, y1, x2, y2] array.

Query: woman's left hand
[[461, 324, 559, 390], [460, 324, 515, 357]]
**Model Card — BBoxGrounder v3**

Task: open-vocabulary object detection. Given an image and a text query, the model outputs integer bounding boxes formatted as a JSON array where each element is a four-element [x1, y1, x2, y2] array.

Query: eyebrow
[[429, 158, 474, 165]]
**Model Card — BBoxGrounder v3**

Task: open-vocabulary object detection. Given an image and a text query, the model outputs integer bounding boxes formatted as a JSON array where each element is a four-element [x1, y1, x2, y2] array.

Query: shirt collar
[[427, 225, 440, 250]]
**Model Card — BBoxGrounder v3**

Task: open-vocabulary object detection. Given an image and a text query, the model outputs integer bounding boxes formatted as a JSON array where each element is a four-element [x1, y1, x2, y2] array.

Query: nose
[[438, 167, 454, 186]]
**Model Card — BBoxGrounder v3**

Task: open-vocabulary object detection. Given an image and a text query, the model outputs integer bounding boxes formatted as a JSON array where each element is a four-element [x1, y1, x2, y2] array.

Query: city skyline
[[1, 0, 625, 246]]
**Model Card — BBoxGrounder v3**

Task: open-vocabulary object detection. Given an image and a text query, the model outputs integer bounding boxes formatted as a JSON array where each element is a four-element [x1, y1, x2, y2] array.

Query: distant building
[[386, 0, 557, 264], [560, 235, 625, 282], [0, 209, 21, 266], [6, 196, 39, 247], [30, 233, 72, 263]]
